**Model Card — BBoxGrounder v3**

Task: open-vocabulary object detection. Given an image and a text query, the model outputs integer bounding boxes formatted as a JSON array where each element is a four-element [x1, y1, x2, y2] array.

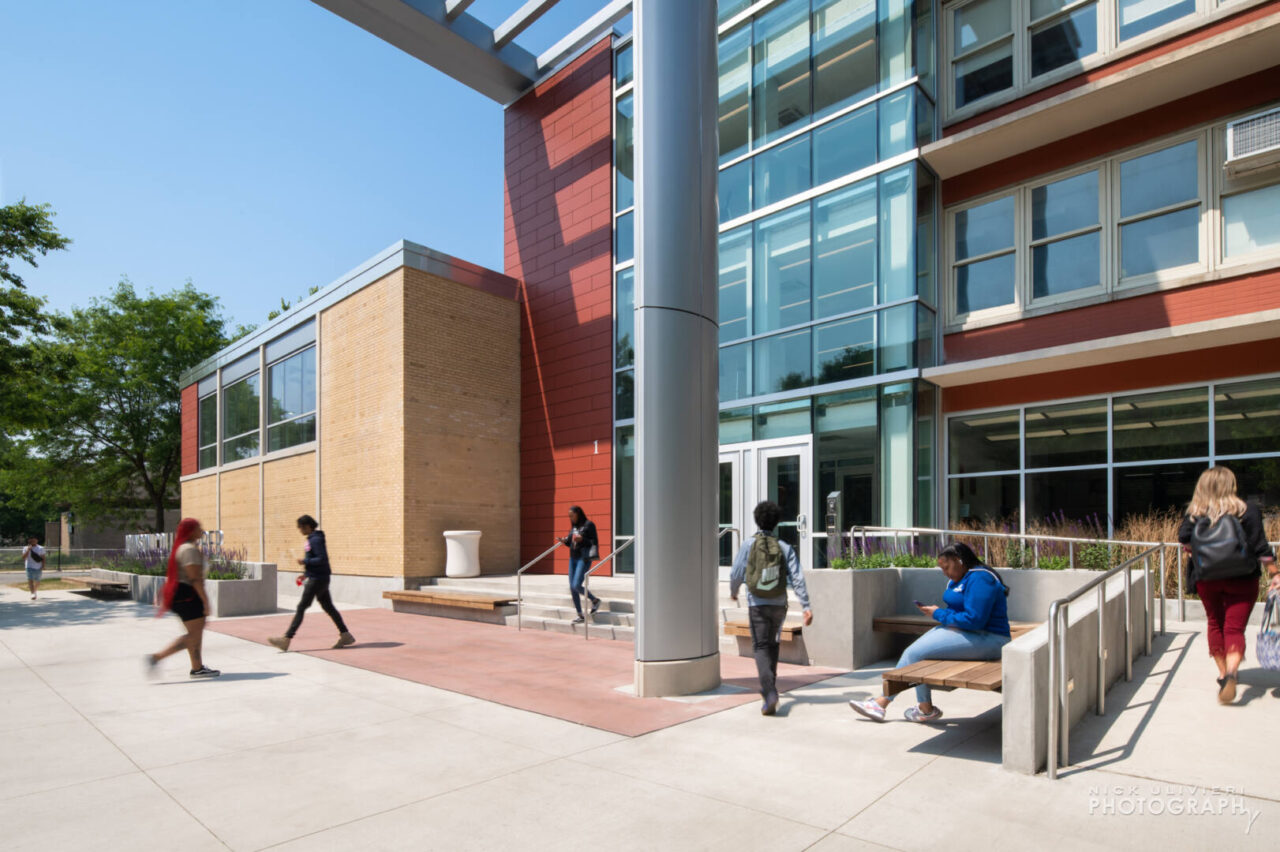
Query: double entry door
[[719, 436, 813, 574]]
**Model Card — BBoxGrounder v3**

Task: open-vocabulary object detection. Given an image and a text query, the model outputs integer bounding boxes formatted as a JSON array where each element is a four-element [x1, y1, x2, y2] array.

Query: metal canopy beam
[[493, 0, 562, 50], [537, 0, 630, 75], [310, 0, 539, 103], [443, 0, 476, 20]]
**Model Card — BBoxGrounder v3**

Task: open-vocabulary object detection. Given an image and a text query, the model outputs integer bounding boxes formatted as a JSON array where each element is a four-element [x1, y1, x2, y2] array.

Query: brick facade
[[180, 383, 198, 477], [504, 37, 615, 574], [262, 452, 316, 573], [218, 466, 260, 561]]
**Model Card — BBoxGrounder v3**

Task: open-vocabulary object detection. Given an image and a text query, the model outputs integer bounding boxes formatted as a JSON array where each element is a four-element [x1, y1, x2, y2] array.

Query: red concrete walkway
[[211, 609, 840, 737]]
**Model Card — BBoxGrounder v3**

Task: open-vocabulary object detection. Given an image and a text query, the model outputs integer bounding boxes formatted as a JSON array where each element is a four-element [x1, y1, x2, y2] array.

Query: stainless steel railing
[[516, 541, 563, 631], [1047, 545, 1158, 779], [582, 537, 635, 641]]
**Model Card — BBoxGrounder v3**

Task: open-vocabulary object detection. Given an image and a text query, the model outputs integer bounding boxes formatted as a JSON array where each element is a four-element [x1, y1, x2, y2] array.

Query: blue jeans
[[891, 626, 1010, 705], [569, 556, 599, 616]]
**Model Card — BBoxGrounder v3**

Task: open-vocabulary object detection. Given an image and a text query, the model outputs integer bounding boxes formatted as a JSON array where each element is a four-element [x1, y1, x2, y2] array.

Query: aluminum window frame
[[264, 343, 318, 453]]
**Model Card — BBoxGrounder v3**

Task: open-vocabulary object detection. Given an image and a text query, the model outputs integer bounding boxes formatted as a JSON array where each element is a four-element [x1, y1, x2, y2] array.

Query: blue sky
[[1, 0, 621, 330]]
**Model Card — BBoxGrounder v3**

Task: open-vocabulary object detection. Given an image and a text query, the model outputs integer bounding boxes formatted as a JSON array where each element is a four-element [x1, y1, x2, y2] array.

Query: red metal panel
[[180, 384, 199, 477]]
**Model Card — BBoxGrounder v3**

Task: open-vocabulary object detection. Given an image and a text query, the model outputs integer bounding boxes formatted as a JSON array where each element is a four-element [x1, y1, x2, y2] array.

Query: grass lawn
[[6, 578, 89, 591]]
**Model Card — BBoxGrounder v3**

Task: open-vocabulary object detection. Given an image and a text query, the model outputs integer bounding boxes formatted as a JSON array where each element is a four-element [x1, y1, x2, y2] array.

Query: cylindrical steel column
[[632, 0, 721, 697]]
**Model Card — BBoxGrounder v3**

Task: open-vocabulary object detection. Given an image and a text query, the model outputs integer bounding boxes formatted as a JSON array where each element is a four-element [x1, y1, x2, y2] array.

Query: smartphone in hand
[[913, 599, 926, 608]]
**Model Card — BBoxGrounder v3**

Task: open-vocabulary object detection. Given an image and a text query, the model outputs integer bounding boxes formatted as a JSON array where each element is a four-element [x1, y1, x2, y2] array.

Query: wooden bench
[[83, 578, 130, 596], [882, 659, 1005, 696], [723, 620, 803, 640], [872, 614, 1038, 638], [382, 589, 516, 610]]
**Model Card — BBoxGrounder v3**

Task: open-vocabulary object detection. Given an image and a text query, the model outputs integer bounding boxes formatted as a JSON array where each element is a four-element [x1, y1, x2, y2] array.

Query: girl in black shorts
[[146, 517, 220, 678]]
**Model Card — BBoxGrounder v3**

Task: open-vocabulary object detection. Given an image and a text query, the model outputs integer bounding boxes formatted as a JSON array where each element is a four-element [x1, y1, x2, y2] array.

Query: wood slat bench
[[872, 614, 1038, 638], [382, 589, 516, 611], [723, 620, 803, 640], [83, 578, 130, 596], [723, 619, 808, 665], [882, 659, 1005, 696]]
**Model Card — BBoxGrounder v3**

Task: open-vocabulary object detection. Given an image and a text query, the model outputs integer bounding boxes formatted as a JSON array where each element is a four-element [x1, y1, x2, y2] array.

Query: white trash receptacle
[[443, 530, 483, 578]]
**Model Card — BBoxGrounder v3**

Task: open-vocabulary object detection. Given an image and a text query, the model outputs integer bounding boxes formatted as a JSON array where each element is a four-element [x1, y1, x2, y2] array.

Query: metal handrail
[[1047, 545, 1159, 780], [718, 525, 741, 555], [849, 524, 1174, 634], [516, 541, 563, 631], [582, 537, 636, 641]]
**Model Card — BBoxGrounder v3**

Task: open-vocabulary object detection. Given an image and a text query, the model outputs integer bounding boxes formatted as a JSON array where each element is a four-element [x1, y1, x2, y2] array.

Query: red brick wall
[[942, 340, 1276, 413], [944, 1, 1280, 137], [943, 269, 1280, 363], [504, 38, 614, 575], [944, 66, 1280, 205], [180, 383, 198, 477]]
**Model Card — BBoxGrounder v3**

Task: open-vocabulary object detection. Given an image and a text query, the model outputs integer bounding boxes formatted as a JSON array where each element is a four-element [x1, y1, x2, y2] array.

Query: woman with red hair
[[145, 518, 220, 678]]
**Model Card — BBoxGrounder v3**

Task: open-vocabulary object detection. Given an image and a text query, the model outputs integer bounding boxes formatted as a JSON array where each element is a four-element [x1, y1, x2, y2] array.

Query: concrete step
[[517, 602, 635, 626], [506, 614, 635, 641]]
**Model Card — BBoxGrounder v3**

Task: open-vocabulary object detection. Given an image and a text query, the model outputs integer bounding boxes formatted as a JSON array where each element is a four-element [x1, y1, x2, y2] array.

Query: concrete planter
[[94, 563, 278, 617], [802, 568, 897, 670]]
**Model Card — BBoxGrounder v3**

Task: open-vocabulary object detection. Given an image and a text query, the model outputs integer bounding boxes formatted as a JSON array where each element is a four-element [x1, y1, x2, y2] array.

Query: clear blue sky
[[1, 0, 621, 330]]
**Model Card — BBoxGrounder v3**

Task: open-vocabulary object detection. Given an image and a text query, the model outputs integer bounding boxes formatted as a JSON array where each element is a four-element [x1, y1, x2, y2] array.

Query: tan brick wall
[[320, 271, 406, 578], [181, 474, 218, 534], [263, 452, 316, 572], [403, 267, 520, 577], [218, 466, 261, 561]]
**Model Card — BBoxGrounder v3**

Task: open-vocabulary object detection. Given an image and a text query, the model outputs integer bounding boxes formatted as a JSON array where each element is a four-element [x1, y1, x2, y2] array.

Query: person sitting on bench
[[849, 542, 1010, 724]]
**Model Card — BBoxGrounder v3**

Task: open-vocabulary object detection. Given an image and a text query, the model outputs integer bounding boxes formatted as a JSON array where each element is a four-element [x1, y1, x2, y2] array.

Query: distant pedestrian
[[146, 518, 220, 678], [269, 515, 355, 651], [22, 537, 45, 600], [557, 505, 601, 625], [1178, 465, 1278, 704], [730, 500, 813, 716], [849, 542, 1009, 724]]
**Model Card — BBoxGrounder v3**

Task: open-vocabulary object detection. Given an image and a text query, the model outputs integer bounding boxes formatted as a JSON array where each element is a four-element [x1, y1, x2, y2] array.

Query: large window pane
[[817, 388, 878, 527], [616, 268, 634, 367], [754, 329, 813, 394], [756, 399, 812, 441], [222, 374, 259, 450], [1025, 399, 1107, 468], [1230, 458, 1280, 509], [814, 105, 877, 185], [720, 342, 752, 402], [719, 159, 752, 223], [1120, 206, 1199, 278], [719, 26, 752, 160], [615, 44, 633, 89], [879, 0, 913, 87], [1026, 468, 1107, 528], [949, 409, 1020, 474], [755, 135, 811, 209], [916, 302, 936, 369], [1113, 462, 1203, 523], [1033, 231, 1101, 298], [1119, 140, 1198, 219], [878, 88, 915, 160], [268, 415, 315, 453], [1215, 377, 1280, 458], [1223, 183, 1280, 258], [615, 211, 634, 264], [814, 315, 874, 385], [615, 93, 634, 212], [1117, 0, 1195, 42], [955, 195, 1014, 259], [755, 206, 812, 332], [615, 370, 634, 420], [753, 0, 812, 147], [1030, 3, 1098, 77], [198, 395, 217, 449], [956, 253, 1016, 313], [949, 474, 1020, 526], [812, 0, 876, 117], [1033, 170, 1098, 240], [954, 41, 1012, 109], [917, 383, 937, 527], [615, 426, 635, 573], [879, 166, 915, 303], [813, 180, 876, 318], [880, 382, 914, 527], [878, 302, 915, 373], [916, 169, 937, 306], [1112, 388, 1209, 462], [720, 407, 753, 444], [955, 0, 1011, 53], [267, 347, 316, 426], [719, 228, 751, 342], [720, 0, 753, 23]]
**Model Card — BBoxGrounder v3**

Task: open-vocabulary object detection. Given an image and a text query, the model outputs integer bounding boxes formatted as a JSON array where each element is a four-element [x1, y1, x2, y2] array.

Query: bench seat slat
[[872, 614, 1038, 637], [723, 619, 802, 638], [883, 659, 1003, 693], [382, 590, 516, 610]]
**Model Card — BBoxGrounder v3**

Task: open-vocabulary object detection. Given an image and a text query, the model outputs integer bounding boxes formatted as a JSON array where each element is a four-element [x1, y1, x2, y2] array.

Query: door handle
[[796, 513, 808, 535]]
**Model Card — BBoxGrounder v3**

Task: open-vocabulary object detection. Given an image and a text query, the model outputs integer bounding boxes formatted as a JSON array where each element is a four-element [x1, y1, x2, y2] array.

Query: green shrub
[[829, 557, 852, 570], [1078, 542, 1113, 572], [1037, 555, 1070, 571]]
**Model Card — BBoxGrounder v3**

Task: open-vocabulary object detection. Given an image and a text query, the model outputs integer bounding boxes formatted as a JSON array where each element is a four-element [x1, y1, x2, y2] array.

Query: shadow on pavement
[[154, 672, 289, 685], [0, 595, 148, 629], [1234, 668, 1280, 705]]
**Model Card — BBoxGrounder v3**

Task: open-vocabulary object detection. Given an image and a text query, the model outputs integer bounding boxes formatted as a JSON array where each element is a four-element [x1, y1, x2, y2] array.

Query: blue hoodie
[[932, 567, 1010, 636]]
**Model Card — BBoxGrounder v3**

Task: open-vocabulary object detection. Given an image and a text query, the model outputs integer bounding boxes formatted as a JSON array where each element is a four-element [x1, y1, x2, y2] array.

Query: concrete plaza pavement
[[1, 584, 1277, 851]]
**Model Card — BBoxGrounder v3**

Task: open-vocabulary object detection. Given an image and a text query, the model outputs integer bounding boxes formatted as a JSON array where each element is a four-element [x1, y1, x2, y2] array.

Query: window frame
[[220, 372, 262, 463], [265, 343, 317, 453], [197, 390, 218, 471]]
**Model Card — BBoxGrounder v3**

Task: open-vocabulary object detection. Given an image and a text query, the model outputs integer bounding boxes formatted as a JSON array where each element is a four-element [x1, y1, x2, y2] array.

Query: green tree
[[3, 281, 229, 533]]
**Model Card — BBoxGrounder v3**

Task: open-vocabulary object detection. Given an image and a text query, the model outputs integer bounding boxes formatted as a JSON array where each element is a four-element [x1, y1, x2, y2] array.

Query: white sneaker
[[848, 698, 886, 722], [904, 705, 944, 723]]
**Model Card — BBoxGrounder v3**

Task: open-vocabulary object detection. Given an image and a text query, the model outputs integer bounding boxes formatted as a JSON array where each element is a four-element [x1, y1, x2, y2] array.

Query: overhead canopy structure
[[311, 0, 632, 103]]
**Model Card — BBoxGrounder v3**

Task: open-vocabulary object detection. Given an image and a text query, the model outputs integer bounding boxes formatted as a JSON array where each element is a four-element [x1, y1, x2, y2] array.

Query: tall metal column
[[632, 0, 721, 697]]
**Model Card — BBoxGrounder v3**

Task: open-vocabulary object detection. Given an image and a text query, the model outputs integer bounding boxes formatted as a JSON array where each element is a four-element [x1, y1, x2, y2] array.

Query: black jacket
[[302, 530, 332, 577], [561, 520, 598, 560], [1178, 501, 1274, 583]]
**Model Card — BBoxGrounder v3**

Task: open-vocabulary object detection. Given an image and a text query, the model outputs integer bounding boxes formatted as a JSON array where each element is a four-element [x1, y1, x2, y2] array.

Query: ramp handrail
[[1047, 545, 1159, 779], [582, 536, 635, 640], [516, 541, 563, 631]]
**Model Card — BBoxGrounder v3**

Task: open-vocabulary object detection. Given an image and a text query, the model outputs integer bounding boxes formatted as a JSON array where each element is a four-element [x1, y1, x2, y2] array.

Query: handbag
[[588, 544, 599, 560], [1258, 592, 1280, 672]]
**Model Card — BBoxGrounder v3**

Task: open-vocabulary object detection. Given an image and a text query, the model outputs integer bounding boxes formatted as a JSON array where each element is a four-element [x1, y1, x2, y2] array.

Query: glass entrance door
[[719, 437, 813, 572]]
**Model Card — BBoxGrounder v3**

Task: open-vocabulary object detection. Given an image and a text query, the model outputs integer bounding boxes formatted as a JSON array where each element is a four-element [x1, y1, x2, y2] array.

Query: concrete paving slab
[[0, 718, 137, 801], [807, 833, 905, 852], [424, 698, 626, 757]]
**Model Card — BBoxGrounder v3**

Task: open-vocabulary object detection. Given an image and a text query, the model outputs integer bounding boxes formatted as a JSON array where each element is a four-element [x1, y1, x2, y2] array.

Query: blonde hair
[[1187, 466, 1247, 522]]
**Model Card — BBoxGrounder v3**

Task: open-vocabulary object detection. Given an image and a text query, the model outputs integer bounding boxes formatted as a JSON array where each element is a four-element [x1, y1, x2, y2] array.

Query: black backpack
[[1189, 514, 1254, 583]]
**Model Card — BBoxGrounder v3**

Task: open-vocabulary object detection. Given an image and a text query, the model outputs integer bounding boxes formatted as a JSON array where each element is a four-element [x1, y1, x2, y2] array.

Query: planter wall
[[802, 568, 897, 670], [94, 563, 278, 617]]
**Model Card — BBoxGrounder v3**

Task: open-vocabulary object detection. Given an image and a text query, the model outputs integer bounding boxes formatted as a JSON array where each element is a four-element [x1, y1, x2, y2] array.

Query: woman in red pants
[[1178, 466, 1279, 704]]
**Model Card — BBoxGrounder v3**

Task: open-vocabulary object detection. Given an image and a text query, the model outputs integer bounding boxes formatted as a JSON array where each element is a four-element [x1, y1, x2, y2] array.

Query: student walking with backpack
[[1178, 466, 1278, 704], [849, 542, 1010, 724], [269, 515, 355, 652], [21, 537, 45, 600], [729, 500, 813, 716]]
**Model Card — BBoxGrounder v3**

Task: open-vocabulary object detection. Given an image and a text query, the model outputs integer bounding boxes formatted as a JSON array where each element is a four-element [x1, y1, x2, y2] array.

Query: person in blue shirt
[[730, 500, 813, 716], [849, 542, 1010, 724]]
